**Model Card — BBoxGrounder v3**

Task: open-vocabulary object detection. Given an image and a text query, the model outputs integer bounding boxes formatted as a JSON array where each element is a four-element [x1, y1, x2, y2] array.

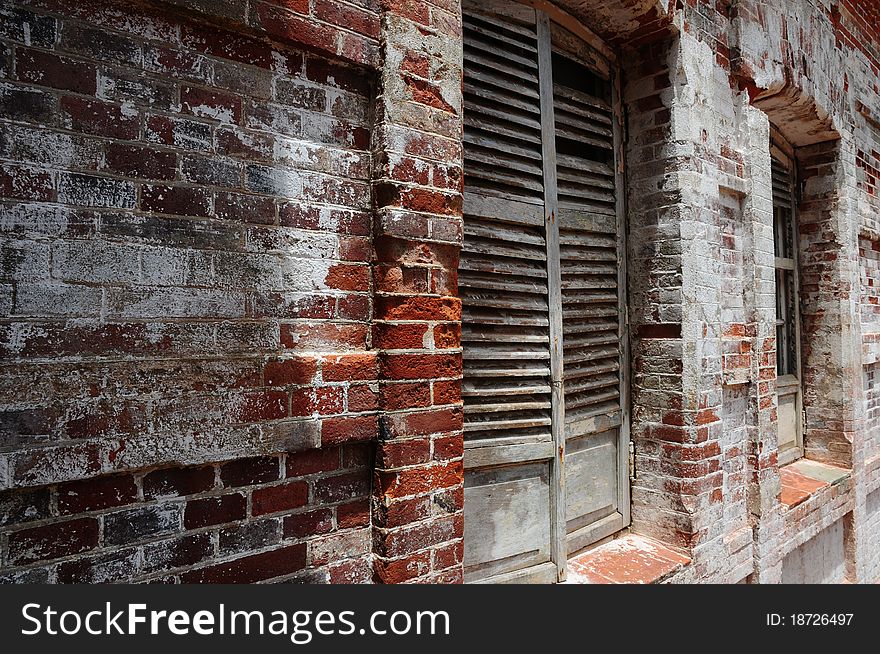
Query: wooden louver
[[460, 10, 553, 447], [460, 1, 628, 584]]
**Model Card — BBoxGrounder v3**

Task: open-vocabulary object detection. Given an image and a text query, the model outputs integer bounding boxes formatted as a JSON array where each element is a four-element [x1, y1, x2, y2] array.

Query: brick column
[[796, 135, 868, 581], [736, 100, 783, 583], [369, 0, 464, 583], [797, 137, 863, 470], [627, 32, 729, 560]]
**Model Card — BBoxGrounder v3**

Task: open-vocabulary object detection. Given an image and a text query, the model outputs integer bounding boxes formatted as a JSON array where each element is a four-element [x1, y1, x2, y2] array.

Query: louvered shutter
[[460, 0, 629, 582], [460, 2, 558, 584], [552, 48, 630, 553], [771, 142, 803, 466]]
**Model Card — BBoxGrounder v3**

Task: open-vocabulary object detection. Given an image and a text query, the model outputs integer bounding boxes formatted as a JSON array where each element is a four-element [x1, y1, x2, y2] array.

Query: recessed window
[[771, 135, 804, 465]]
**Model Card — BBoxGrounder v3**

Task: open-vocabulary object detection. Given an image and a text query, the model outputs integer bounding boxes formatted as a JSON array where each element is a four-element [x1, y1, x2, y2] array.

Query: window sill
[[779, 459, 850, 509], [564, 534, 690, 584]]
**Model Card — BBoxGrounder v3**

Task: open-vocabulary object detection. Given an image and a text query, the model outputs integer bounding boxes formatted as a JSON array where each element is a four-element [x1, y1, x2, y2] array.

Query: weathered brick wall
[[1, 447, 371, 583], [2, 0, 880, 585], [0, 0, 384, 582]]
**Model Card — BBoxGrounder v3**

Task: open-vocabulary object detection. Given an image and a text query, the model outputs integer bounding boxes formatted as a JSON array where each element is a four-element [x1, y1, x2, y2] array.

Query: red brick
[[376, 514, 462, 558], [375, 265, 429, 293], [375, 551, 431, 583], [381, 353, 461, 380], [282, 508, 333, 538], [181, 24, 275, 69], [336, 295, 370, 321], [432, 379, 461, 405], [15, 49, 96, 94], [0, 166, 54, 201], [286, 447, 340, 477], [337, 499, 370, 529], [254, 4, 337, 56], [398, 407, 463, 436], [383, 0, 431, 25], [322, 414, 377, 446], [373, 323, 428, 350], [181, 543, 306, 583], [375, 183, 462, 216], [215, 191, 276, 224], [378, 438, 430, 468], [400, 50, 430, 77], [315, 0, 380, 39], [181, 85, 242, 123], [434, 539, 464, 570], [305, 56, 372, 95], [313, 470, 371, 504], [433, 433, 463, 461], [60, 96, 139, 139], [221, 456, 280, 487], [216, 126, 275, 161], [104, 143, 177, 180], [143, 465, 216, 499], [378, 460, 462, 499], [322, 353, 378, 382], [347, 384, 378, 412], [252, 481, 309, 516], [281, 323, 367, 351], [339, 235, 372, 261], [184, 493, 246, 528], [140, 184, 212, 217], [404, 74, 457, 113], [142, 533, 214, 574], [8, 518, 99, 565], [433, 323, 460, 348], [324, 264, 370, 291], [234, 390, 289, 422], [329, 555, 373, 583], [375, 496, 432, 527], [57, 474, 137, 514], [380, 381, 431, 410], [264, 357, 318, 386]]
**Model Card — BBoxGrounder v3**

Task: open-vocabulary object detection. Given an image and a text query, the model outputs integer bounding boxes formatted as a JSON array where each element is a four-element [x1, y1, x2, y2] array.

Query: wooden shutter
[[460, 1, 558, 584], [771, 136, 803, 466], [552, 40, 629, 553], [460, 0, 628, 583]]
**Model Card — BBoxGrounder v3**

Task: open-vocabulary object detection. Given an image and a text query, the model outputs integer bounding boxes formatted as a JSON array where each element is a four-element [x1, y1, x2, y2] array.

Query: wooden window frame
[[770, 130, 804, 466]]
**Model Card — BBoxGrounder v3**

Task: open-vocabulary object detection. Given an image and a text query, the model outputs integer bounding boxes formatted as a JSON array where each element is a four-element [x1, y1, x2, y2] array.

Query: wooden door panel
[[464, 462, 553, 582]]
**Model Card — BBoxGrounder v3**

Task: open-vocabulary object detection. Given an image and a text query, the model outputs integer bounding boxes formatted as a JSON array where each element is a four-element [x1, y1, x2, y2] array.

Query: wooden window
[[771, 134, 804, 465], [459, 0, 628, 583]]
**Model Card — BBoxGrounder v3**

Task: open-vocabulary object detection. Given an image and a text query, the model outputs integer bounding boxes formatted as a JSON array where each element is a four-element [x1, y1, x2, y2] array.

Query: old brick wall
[[0, 0, 383, 583], [0, 0, 465, 584], [2, 0, 880, 585]]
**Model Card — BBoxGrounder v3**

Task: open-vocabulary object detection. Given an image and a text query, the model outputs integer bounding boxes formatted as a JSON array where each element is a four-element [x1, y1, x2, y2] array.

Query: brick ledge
[[779, 459, 850, 509], [564, 534, 690, 584]]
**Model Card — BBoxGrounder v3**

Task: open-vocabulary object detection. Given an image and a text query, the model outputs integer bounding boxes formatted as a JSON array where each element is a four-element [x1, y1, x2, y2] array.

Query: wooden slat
[[463, 32, 538, 69], [464, 220, 545, 245], [464, 66, 540, 100], [553, 83, 612, 112], [553, 94, 613, 126], [553, 110, 614, 138], [464, 81, 541, 116], [464, 48, 540, 81]]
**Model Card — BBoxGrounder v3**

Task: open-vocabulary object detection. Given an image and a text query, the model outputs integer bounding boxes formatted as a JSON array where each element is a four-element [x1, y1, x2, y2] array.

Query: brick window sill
[[564, 534, 691, 584], [779, 459, 851, 509]]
